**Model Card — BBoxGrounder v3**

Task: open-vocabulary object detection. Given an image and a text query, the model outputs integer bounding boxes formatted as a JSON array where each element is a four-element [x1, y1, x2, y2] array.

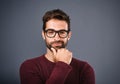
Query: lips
[[51, 41, 63, 47], [52, 42, 62, 47]]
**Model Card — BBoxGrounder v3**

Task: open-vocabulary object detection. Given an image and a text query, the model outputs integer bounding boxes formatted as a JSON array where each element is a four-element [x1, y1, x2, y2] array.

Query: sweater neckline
[[43, 54, 56, 64]]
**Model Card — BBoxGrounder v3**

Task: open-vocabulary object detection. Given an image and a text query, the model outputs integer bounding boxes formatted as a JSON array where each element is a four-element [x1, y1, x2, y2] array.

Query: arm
[[45, 48, 72, 84], [46, 61, 72, 84]]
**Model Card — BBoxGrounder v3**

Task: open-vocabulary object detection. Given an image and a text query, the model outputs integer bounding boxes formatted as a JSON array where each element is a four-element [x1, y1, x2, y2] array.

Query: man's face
[[42, 19, 71, 51]]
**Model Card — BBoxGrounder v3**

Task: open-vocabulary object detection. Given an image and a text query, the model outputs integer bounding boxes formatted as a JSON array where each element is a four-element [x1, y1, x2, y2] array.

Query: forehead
[[46, 19, 68, 30]]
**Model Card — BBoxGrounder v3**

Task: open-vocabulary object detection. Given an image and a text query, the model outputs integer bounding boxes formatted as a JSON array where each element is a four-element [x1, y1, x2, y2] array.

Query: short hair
[[42, 9, 70, 31]]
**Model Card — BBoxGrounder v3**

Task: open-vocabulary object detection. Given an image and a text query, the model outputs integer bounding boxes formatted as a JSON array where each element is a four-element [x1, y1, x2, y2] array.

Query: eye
[[47, 30, 54, 34], [59, 30, 67, 35], [46, 29, 55, 35]]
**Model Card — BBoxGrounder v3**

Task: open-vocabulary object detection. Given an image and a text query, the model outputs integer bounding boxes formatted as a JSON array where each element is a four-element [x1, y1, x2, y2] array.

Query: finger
[[51, 48, 56, 55]]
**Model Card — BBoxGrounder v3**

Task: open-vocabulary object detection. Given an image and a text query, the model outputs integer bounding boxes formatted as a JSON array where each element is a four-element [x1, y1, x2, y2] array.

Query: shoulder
[[71, 57, 89, 66], [20, 55, 45, 71], [21, 55, 43, 64], [71, 57, 94, 72], [71, 58, 95, 84]]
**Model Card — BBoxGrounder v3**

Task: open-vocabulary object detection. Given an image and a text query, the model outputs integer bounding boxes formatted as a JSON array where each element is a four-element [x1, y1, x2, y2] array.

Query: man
[[20, 9, 95, 84]]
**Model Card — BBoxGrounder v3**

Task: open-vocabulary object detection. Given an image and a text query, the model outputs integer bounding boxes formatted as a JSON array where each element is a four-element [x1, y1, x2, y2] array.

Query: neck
[[45, 48, 55, 62]]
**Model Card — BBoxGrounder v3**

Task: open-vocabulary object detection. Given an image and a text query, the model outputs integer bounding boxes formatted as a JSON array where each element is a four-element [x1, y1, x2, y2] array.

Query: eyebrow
[[45, 28, 68, 31]]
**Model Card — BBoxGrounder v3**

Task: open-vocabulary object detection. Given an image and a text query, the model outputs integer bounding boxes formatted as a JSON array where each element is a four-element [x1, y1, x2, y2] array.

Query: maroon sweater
[[20, 55, 95, 84]]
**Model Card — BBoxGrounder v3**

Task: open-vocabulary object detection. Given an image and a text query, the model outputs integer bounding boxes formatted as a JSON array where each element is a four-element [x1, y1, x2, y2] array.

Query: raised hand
[[51, 48, 72, 65]]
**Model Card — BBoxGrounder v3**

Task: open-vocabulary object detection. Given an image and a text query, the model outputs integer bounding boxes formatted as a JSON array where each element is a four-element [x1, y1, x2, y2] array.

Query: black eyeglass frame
[[44, 29, 70, 38]]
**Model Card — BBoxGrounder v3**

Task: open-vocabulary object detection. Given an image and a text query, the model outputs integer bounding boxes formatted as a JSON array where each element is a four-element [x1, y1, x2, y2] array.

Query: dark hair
[[42, 9, 70, 31]]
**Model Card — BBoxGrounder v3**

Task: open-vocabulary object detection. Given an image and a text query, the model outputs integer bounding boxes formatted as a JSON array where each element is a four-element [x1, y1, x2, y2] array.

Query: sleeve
[[81, 63, 95, 84], [19, 60, 43, 84], [46, 61, 72, 84]]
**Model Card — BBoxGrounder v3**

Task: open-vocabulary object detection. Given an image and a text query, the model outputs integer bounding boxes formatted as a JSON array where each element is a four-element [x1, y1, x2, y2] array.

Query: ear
[[42, 30, 45, 40], [68, 31, 72, 40]]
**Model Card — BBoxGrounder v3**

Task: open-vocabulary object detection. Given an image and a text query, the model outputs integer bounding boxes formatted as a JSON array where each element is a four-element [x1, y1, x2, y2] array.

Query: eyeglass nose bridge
[[54, 31, 61, 38]]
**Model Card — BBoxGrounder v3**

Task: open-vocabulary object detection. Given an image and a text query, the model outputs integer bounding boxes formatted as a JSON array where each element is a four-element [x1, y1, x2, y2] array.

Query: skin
[[42, 19, 72, 65]]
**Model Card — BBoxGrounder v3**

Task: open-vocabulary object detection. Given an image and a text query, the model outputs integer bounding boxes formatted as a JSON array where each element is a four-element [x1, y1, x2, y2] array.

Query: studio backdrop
[[0, 0, 120, 84]]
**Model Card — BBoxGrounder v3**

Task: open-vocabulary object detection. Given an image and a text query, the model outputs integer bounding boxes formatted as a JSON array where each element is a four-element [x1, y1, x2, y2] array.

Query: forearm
[[46, 61, 72, 84]]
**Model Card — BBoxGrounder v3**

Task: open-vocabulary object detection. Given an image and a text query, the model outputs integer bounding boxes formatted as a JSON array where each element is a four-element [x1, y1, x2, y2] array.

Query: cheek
[[45, 37, 53, 43], [63, 38, 69, 43], [45, 36, 69, 43]]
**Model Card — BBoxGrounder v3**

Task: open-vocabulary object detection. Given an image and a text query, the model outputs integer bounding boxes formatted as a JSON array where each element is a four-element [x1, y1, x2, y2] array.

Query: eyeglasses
[[44, 29, 70, 38]]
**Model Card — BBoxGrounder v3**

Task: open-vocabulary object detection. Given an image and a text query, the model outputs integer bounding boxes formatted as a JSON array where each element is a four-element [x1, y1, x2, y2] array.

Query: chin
[[53, 46, 65, 50]]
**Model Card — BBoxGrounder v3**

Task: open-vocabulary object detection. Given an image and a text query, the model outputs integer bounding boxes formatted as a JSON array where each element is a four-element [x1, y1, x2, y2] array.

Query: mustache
[[51, 40, 64, 44]]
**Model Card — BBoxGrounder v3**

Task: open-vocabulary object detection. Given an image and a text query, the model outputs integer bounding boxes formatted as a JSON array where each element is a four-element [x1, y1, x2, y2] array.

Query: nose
[[54, 33, 60, 40]]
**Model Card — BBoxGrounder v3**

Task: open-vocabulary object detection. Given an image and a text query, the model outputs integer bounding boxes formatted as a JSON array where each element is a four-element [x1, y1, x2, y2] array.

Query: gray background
[[0, 0, 120, 84]]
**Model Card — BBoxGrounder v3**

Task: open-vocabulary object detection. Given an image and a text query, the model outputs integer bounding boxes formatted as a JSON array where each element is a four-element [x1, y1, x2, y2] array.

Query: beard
[[45, 40, 68, 51]]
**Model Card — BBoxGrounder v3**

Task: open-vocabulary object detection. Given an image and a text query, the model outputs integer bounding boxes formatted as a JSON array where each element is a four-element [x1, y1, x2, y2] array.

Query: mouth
[[52, 42, 62, 46], [51, 41, 64, 49], [46, 40, 66, 51]]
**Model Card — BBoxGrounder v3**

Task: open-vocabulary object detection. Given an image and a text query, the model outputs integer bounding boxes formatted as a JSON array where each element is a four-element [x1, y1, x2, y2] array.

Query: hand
[[51, 48, 72, 64]]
